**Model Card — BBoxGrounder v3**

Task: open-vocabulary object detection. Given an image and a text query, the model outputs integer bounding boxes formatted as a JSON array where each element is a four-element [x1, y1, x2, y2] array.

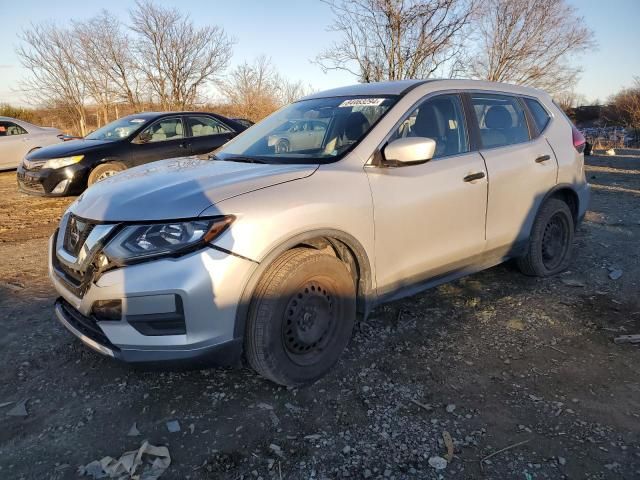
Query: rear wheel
[[245, 248, 356, 386], [88, 162, 126, 186], [517, 198, 574, 276], [275, 139, 290, 153]]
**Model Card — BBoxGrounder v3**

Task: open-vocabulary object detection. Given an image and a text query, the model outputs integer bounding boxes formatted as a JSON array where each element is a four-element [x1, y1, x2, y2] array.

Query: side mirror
[[382, 137, 436, 166]]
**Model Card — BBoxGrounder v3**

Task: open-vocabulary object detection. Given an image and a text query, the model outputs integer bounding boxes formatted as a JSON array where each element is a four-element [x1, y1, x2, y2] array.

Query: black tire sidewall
[[249, 252, 356, 385], [528, 199, 574, 276]]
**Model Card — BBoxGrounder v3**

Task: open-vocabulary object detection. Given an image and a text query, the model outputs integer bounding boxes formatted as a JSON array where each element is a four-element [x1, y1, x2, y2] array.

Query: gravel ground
[[0, 153, 639, 479]]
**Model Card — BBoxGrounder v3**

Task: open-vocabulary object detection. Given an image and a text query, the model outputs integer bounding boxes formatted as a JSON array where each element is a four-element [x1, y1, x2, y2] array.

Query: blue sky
[[0, 0, 638, 106]]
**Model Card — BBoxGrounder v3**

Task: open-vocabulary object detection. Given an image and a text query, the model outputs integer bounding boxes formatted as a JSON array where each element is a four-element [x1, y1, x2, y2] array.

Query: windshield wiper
[[221, 156, 267, 164]]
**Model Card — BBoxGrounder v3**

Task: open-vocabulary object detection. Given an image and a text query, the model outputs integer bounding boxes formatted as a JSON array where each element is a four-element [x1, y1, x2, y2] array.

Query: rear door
[[129, 116, 190, 166], [0, 121, 30, 169], [366, 93, 488, 297], [468, 93, 557, 253], [185, 115, 235, 155]]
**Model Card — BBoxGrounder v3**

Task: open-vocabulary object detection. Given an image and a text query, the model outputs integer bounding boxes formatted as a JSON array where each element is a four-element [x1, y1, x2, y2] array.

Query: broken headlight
[[103, 216, 234, 265]]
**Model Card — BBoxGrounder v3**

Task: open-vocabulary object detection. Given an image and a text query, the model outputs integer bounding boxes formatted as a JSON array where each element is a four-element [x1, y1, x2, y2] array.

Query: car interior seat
[[482, 105, 512, 148], [411, 102, 447, 157], [343, 112, 370, 142]]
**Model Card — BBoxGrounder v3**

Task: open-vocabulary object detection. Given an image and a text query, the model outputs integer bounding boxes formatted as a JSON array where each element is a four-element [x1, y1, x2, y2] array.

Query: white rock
[[428, 456, 448, 470]]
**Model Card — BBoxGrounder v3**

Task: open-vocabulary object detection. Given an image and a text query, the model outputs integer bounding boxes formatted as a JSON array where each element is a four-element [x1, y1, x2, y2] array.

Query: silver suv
[[49, 80, 590, 386]]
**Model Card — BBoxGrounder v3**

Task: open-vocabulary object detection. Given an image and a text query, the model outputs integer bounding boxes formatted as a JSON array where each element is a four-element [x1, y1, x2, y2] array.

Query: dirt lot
[[0, 153, 639, 480]]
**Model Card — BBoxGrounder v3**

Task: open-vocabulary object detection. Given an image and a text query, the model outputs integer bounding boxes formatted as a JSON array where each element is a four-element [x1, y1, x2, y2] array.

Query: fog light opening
[[51, 179, 71, 194], [93, 299, 123, 321]]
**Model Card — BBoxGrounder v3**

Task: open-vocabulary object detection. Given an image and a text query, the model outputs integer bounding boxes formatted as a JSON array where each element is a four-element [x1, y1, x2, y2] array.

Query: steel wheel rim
[[541, 213, 570, 270], [282, 280, 337, 366], [276, 140, 289, 153], [96, 170, 118, 182]]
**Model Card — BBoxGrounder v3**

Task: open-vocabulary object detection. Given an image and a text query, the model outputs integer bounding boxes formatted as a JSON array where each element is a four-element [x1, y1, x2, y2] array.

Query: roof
[[302, 79, 547, 100], [302, 80, 430, 100]]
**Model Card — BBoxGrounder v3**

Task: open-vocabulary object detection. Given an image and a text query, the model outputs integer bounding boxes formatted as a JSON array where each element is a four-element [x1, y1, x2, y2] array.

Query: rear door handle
[[535, 154, 551, 163], [463, 171, 486, 182]]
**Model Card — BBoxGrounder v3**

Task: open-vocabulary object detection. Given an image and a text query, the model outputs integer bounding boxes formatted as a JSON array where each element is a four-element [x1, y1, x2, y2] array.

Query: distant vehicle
[[17, 112, 247, 196], [232, 118, 254, 128], [0, 117, 63, 170], [267, 119, 328, 153], [48, 79, 589, 386]]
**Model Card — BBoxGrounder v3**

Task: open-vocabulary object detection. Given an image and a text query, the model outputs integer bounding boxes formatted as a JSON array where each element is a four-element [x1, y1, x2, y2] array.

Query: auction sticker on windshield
[[338, 98, 386, 108]]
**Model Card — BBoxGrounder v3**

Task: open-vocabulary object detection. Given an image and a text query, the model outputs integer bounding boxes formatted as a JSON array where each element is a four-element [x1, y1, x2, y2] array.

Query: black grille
[[18, 176, 45, 193], [52, 228, 95, 297], [56, 297, 118, 351], [63, 215, 95, 256]]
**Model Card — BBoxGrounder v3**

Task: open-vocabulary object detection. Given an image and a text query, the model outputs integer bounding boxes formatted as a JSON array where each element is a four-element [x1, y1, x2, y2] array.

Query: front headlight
[[44, 155, 84, 169], [103, 216, 234, 265]]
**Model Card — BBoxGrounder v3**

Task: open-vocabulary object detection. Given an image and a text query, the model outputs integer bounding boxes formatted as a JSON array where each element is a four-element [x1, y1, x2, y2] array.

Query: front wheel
[[517, 198, 574, 276], [88, 162, 126, 186], [245, 248, 356, 386]]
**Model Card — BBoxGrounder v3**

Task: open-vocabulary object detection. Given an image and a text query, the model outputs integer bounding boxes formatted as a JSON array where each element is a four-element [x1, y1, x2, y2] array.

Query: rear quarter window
[[523, 98, 551, 133]]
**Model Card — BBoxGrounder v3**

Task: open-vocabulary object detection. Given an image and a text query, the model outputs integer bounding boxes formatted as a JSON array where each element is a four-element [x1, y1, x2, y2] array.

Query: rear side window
[[523, 98, 551, 133], [470, 94, 530, 149], [186, 116, 232, 137]]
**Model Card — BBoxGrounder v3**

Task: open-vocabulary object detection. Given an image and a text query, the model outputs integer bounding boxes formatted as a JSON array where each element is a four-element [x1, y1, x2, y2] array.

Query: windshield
[[216, 96, 397, 163], [85, 117, 148, 141]]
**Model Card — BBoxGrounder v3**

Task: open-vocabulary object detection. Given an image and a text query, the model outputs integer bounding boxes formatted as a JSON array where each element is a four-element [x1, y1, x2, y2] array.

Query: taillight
[[572, 125, 586, 153]]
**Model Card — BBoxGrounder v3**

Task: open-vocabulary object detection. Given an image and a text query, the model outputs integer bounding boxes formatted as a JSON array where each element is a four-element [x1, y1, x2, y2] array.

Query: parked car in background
[[0, 117, 63, 170], [267, 119, 328, 152], [48, 80, 589, 386], [17, 112, 247, 196]]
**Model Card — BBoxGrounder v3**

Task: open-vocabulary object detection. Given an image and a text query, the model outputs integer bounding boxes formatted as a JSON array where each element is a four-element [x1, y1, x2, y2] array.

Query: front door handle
[[535, 154, 551, 163], [463, 171, 486, 182], [179, 142, 189, 149]]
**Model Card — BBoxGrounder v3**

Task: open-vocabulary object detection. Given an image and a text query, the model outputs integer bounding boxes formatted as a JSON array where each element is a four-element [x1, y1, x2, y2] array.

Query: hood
[[69, 157, 318, 221], [27, 138, 112, 159]]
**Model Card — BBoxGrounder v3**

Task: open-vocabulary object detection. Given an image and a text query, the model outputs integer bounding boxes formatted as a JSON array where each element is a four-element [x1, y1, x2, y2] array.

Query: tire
[[245, 248, 356, 386], [517, 198, 574, 277], [275, 139, 290, 153], [88, 162, 126, 186]]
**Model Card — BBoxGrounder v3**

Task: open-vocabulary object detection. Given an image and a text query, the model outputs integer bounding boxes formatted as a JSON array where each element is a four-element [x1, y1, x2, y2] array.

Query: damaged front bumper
[[48, 234, 256, 366]]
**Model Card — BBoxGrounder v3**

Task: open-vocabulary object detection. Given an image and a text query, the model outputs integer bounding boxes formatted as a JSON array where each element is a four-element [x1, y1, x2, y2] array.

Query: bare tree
[[16, 23, 88, 135], [468, 0, 594, 93], [219, 56, 284, 121], [608, 77, 640, 132], [130, 0, 234, 110], [316, 0, 475, 82], [554, 90, 587, 114], [74, 11, 142, 117]]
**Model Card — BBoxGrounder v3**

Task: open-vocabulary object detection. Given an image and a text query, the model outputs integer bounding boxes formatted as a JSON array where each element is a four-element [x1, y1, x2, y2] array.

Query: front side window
[[523, 97, 551, 133], [138, 118, 184, 143], [86, 117, 148, 141], [0, 121, 27, 136], [471, 94, 530, 149], [388, 94, 469, 158], [187, 116, 232, 137], [216, 96, 397, 163]]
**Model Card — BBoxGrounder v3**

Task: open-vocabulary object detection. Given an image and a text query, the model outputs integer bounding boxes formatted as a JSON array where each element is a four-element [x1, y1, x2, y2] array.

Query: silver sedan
[[0, 116, 63, 170]]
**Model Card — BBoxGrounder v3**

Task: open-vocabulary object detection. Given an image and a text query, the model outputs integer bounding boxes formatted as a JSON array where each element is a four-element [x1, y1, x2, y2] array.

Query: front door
[[129, 116, 190, 167], [468, 93, 558, 253], [366, 94, 488, 298]]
